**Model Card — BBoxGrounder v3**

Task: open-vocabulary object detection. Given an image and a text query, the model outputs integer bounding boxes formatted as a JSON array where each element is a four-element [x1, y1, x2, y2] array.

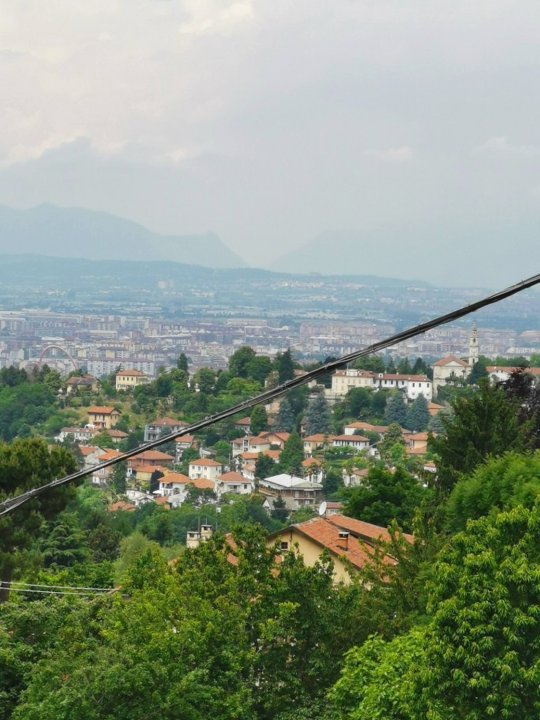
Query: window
[[280, 541, 289, 550]]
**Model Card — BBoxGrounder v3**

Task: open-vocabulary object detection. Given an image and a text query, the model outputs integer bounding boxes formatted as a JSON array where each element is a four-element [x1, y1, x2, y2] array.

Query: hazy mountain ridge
[[0, 204, 246, 269]]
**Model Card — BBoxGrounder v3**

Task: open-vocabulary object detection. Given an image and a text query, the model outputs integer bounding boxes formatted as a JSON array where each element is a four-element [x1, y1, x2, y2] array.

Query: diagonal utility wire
[[0, 271, 539, 517]]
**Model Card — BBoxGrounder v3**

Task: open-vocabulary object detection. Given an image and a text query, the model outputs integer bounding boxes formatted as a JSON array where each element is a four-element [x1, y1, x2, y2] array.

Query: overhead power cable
[[0, 271, 538, 517]]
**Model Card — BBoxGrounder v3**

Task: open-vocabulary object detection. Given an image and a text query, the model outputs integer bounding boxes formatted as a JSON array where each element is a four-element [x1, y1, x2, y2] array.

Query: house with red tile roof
[[87, 406, 121, 430], [268, 514, 407, 584], [127, 449, 175, 474], [115, 369, 150, 391], [217, 471, 254, 497]]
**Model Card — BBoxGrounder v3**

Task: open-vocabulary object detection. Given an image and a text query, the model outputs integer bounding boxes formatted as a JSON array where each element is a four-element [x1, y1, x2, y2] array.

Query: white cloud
[[178, 0, 254, 36], [366, 146, 414, 163], [473, 136, 540, 157]]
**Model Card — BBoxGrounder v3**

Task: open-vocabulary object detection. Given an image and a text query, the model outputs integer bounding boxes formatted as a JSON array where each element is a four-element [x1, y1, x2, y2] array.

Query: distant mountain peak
[[0, 204, 246, 269]]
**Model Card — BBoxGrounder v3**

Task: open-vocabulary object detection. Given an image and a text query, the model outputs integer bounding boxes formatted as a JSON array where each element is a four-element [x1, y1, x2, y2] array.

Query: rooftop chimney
[[338, 530, 349, 551]]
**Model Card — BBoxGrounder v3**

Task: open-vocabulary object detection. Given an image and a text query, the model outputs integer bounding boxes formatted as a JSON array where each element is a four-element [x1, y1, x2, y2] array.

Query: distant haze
[[0, 2, 539, 286]]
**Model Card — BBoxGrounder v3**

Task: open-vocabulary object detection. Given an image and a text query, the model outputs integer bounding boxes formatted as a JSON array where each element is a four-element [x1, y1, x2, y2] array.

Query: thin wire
[[7, 581, 109, 591], [3, 586, 102, 596], [0, 271, 539, 517]]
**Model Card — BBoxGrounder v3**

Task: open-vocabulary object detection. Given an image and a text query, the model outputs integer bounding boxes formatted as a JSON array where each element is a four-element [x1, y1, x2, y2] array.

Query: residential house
[[267, 514, 408, 584], [65, 374, 100, 394], [127, 449, 175, 475], [91, 449, 124, 486], [56, 426, 98, 444], [174, 435, 197, 462], [302, 458, 324, 483], [303, 434, 332, 457], [342, 467, 369, 488], [328, 369, 375, 399], [217, 471, 254, 497], [79, 444, 106, 466], [259, 431, 290, 449], [188, 458, 223, 482], [87, 406, 121, 430], [238, 450, 281, 480], [106, 429, 129, 444], [331, 434, 370, 452], [259, 473, 324, 511], [234, 416, 251, 434], [115, 369, 150, 391], [371, 373, 432, 401], [144, 417, 190, 443], [486, 366, 540, 384], [343, 421, 388, 437]]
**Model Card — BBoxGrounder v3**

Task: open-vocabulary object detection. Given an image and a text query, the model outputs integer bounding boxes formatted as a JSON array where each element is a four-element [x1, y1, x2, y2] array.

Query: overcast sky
[[0, 1, 539, 284]]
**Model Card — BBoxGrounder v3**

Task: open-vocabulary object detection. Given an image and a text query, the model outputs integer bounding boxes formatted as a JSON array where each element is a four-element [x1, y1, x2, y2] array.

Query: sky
[[0, 1, 539, 284]]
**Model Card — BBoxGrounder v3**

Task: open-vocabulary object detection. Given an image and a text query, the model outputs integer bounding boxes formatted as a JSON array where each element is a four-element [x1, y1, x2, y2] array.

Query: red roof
[[160, 472, 191, 485], [281, 517, 391, 571], [108, 501, 135, 512], [131, 450, 174, 461], [151, 416, 189, 427], [189, 458, 222, 467], [327, 514, 414, 544], [333, 434, 369, 442], [221, 471, 247, 483], [432, 355, 468, 367], [116, 369, 147, 377], [88, 406, 118, 415]]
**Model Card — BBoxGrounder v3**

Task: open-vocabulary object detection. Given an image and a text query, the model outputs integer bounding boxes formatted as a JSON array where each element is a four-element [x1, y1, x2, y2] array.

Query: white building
[[188, 459, 223, 482]]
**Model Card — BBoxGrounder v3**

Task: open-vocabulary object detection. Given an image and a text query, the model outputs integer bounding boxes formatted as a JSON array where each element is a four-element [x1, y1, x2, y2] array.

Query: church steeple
[[468, 322, 479, 367]]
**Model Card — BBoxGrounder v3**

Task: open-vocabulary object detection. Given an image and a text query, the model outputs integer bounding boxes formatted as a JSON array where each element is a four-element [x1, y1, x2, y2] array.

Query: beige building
[[432, 355, 470, 394], [267, 514, 409, 584], [116, 369, 150, 391], [87, 406, 121, 430], [327, 368, 375, 399]]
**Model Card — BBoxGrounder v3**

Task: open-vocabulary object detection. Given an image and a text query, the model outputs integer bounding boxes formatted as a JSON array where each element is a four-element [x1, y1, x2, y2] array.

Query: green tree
[[405, 394, 429, 431], [273, 397, 295, 432], [0, 439, 77, 601], [346, 387, 373, 419], [111, 461, 128, 495], [278, 431, 304, 476], [344, 465, 429, 531], [255, 453, 276, 480], [424, 505, 540, 718], [384, 393, 407, 426], [353, 356, 385, 373], [397, 357, 412, 374], [329, 628, 426, 720], [177, 353, 189, 373], [275, 349, 295, 384], [445, 450, 540, 533], [193, 367, 216, 395], [250, 405, 268, 435], [39, 513, 89, 569], [228, 346, 257, 379], [378, 423, 405, 462], [304, 393, 331, 435], [467, 354, 490, 385], [429, 379, 531, 495], [323, 467, 342, 497]]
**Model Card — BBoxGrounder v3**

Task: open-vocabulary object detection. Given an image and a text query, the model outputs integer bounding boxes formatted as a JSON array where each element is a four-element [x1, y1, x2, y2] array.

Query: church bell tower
[[468, 323, 479, 367]]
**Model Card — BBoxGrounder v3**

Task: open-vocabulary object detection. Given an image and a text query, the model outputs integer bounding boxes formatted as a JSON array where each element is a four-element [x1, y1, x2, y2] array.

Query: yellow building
[[115, 369, 150, 391], [267, 514, 411, 584], [87, 405, 121, 430]]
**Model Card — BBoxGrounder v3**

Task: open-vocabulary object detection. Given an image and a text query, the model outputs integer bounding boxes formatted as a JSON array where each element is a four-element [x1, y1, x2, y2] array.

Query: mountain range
[[0, 204, 245, 269]]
